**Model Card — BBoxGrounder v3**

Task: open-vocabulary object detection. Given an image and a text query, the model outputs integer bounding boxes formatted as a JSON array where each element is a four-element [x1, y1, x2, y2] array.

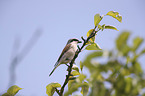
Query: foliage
[[46, 83, 61, 96], [2, 85, 22, 96], [83, 32, 145, 96], [64, 31, 145, 96]]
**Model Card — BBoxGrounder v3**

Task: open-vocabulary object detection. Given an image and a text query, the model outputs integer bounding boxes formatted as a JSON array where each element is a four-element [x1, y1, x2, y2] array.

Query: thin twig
[[59, 26, 100, 96], [55, 88, 60, 95], [81, 36, 85, 42], [8, 30, 42, 87], [77, 45, 81, 50]]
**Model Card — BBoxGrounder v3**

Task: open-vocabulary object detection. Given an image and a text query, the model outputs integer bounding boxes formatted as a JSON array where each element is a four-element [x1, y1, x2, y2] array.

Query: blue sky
[[0, 0, 145, 96]]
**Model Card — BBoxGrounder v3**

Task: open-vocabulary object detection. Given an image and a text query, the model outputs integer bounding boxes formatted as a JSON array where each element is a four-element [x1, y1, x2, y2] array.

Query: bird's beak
[[78, 41, 82, 43]]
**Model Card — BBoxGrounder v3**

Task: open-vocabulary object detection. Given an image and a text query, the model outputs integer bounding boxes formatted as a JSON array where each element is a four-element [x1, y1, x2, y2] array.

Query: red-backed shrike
[[49, 38, 82, 76]]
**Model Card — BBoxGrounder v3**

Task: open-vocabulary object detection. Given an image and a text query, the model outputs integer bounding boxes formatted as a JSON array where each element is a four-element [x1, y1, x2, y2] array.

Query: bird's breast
[[59, 44, 77, 64], [70, 44, 78, 52], [66, 44, 77, 58]]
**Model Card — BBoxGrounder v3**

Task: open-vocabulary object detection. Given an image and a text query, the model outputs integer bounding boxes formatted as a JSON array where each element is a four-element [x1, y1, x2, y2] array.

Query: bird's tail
[[49, 62, 59, 76]]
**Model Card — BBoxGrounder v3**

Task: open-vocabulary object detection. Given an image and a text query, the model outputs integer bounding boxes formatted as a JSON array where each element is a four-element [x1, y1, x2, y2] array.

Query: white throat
[[70, 41, 78, 45]]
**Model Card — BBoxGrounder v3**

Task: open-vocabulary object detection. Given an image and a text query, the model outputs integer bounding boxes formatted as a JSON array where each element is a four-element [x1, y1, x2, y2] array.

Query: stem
[[59, 26, 100, 96], [55, 88, 60, 95]]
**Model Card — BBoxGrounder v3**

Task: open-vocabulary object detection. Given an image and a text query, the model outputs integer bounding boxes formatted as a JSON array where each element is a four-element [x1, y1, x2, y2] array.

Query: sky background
[[0, 0, 145, 96]]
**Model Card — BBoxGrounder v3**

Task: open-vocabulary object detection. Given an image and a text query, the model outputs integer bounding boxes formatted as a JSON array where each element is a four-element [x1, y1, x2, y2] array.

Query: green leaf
[[94, 14, 103, 27], [98, 24, 105, 31], [46, 83, 61, 96], [66, 75, 87, 96], [116, 32, 130, 51], [69, 77, 77, 80], [121, 45, 130, 56], [105, 25, 118, 31], [77, 74, 86, 83], [85, 43, 101, 50], [116, 32, 131, 56], [71, 71, 80, 76], [125, 77, 132, 94], [140, 49, 145, 55], [106, 11, 122, 22], [72, 64, 79, 72], [2, 93, 10, 96], [66, 80, 82, 96], [133, 62, 143, 74], [81, 82, 89, 96], [132, 37, 143, 52], [87, 29, 95, 43], [80, 61, 83, 72], [68, 78, 77, 91], [83, 51, 103, 71], [121, 68, 131, 76], [89, 78, 106, 96], [2, 85, 22, 96]]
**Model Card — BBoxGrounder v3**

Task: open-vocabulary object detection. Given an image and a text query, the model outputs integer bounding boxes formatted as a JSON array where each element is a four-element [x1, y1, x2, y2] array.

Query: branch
[[59, 26, 100, 96], [55, 88, 60, 95], [8, 30, 42, 87]]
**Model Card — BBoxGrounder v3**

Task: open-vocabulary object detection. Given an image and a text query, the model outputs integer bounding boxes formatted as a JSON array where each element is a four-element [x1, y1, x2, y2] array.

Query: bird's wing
[[49, 44, 71, 76], [55, 43, 71, 66]]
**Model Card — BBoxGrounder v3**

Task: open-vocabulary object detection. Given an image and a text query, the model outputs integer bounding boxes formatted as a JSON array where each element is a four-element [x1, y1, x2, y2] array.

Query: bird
[[49, 38, 82, 76]]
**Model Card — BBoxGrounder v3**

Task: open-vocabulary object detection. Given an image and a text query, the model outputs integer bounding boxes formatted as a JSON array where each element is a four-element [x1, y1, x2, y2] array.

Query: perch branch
[[59, 26, 100, 96], [55, 88, 60, 95]]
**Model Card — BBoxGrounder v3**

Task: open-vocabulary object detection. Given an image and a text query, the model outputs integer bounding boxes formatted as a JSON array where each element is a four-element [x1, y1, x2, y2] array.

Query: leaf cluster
[[82, 31, 145, 96]]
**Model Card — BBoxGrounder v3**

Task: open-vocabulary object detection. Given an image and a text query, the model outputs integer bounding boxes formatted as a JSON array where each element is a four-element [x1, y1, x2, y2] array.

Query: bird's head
[[67, 38, 82, 44]]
